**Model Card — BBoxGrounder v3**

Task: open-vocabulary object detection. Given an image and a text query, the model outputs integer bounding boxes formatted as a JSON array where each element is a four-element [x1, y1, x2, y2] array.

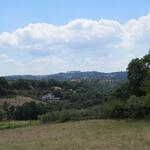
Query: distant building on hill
[[41, 93, 60, 101], [51, 86, 62, 91]]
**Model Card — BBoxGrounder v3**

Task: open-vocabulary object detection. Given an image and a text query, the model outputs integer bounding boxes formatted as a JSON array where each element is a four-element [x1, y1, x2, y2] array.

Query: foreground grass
[[0, 120, 39, 130], [0, 119, 150, 150]]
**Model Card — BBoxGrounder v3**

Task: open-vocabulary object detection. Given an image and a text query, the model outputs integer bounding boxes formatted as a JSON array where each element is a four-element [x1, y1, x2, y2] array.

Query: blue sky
[[1, 0, 150, 32], [0, 0, 150, 75]]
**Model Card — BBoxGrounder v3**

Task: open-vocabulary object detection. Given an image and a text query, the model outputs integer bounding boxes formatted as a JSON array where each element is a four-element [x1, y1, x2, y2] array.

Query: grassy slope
[[0, 120, 150, 150], [0, 96, 45, 106]]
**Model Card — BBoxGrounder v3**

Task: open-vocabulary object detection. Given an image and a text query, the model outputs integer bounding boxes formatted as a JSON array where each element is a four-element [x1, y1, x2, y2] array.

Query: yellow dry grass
[[0, 119, 150, 150], [0, 96, 44, 106]]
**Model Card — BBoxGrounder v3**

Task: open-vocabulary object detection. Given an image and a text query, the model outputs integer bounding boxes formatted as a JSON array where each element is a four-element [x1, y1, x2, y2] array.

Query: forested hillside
[[0, 75, 124, 120], [0, 51, 150, 122], [4, 71, 127, 81]]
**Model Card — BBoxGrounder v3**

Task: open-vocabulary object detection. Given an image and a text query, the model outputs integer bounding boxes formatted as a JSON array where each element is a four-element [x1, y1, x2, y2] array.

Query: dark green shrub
[[39, 109, 89, 123], [126, 95, 150, 118], [99, 100, 126, 118]]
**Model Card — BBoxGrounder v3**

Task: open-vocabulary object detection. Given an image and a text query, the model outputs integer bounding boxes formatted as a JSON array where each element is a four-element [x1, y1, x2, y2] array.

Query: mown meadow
[[0, 119, 150, 150]]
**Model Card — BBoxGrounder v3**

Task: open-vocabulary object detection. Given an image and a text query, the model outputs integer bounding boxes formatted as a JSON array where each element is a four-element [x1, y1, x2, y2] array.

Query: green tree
[[127, 58, 148, 96]]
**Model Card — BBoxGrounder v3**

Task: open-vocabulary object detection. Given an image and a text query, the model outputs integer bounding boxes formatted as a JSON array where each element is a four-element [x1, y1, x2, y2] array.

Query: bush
[[39, 109, 89, 123], [0, 110, 4, 121], [14, 102, 47, 120], [126, 95, 150, 118], [99, 100, 126, 118], [98, 96, 150, 119]]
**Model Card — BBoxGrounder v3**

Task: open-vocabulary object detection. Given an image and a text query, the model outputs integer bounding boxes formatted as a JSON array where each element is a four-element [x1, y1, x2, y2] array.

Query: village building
[[41, 93, 60, 101]]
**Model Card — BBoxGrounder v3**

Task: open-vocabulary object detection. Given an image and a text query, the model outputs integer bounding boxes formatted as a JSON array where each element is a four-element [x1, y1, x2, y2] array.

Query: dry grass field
[[0, 119, 150, 150], [0, 96, 44, 106]]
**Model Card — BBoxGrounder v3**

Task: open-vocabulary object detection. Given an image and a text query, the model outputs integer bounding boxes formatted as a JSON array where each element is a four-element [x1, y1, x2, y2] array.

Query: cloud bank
[[0, 13, 150, 75]]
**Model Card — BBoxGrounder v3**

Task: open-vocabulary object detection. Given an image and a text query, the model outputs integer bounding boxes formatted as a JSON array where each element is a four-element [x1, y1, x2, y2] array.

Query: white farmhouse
[[41, 93, 60, 101]]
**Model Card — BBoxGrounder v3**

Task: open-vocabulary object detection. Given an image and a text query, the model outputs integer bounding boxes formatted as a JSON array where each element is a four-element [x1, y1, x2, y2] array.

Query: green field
[[0, 120, 39, 130], [0, 120, 150, 150]]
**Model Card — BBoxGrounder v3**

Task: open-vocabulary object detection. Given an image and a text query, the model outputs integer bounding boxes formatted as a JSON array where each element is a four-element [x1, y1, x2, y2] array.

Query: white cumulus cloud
[[1, 13, 150, 75]]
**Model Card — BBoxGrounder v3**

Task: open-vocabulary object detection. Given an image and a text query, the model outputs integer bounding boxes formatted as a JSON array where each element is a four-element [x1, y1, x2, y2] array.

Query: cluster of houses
[[41, 86, 62, 102], [41, 93, 60, 101]]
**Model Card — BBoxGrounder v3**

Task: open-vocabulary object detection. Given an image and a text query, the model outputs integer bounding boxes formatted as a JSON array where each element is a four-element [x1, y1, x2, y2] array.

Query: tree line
[[1, 51, 150, 122], [102, 51, 150, 118]]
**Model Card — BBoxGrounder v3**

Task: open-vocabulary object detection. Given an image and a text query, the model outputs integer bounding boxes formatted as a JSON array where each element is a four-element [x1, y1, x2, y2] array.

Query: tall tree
[[127, 58, 148, 96]]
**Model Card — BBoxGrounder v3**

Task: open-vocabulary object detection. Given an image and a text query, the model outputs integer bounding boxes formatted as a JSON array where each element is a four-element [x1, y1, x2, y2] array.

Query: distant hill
[[4, 71, 127, 81]]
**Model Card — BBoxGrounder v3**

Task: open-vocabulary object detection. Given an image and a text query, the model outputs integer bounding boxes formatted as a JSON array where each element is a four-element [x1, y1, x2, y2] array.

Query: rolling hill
[[4, 71, 127, 80]]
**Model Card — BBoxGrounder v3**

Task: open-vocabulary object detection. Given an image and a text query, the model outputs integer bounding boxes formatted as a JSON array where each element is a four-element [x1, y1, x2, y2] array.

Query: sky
[[0, 0, 150, 75]]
